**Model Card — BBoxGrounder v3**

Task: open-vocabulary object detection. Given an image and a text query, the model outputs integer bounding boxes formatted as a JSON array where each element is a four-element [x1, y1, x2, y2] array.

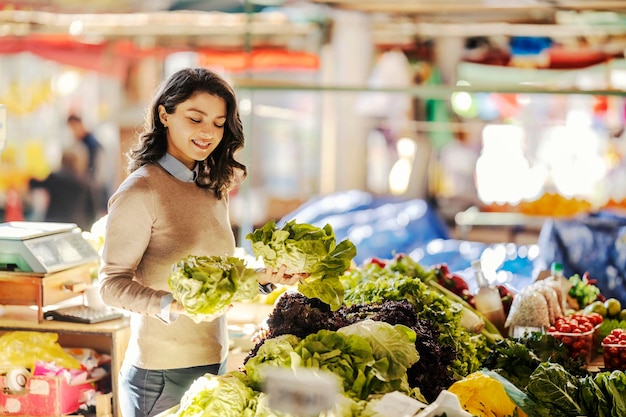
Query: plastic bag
[[0, 331, 82, 372], [448, 371, 528, 417]]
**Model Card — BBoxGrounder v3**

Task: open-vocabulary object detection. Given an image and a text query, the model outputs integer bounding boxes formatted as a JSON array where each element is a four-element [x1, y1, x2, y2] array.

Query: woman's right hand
[[257, 264, 309, 286]]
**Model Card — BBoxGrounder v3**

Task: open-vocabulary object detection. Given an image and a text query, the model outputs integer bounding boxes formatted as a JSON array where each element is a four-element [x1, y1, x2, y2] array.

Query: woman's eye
[[190, 117, 201, 123], [215, 124, 225, 128]]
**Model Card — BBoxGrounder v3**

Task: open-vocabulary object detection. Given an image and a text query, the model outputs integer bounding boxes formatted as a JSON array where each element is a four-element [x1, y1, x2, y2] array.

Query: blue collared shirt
[[158, 153, 197, 183]]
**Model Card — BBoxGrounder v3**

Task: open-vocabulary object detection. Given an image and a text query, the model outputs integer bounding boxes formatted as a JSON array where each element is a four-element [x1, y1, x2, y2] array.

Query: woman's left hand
[[257, 265, 309, 286]]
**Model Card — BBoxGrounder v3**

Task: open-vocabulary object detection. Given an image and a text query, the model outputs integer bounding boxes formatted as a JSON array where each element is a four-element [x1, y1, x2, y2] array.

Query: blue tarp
[[280, 192, 626, 304], [279, 190, 451, 265], [537, 211, 626, 304], [408, 238, 538, 293], [279, 191, 538, 292]]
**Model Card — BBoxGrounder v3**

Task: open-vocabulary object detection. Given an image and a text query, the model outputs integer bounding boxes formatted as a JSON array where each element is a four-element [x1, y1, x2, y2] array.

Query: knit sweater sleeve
[[98, 171, 168, 317]]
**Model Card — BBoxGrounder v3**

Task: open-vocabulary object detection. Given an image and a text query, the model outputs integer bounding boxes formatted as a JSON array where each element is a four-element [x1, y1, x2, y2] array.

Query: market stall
[[156, 219, 625, 417], [1, 2, 626, 417]]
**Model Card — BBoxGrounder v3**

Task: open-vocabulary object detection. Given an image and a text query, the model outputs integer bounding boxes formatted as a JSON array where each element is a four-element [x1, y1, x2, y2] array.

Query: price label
[[263, 367, 340, 417], [373, 391, 427, 417]]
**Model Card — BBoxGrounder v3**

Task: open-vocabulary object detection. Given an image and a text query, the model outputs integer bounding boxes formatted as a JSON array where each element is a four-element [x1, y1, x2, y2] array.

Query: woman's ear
[[158, 105, 168, 126]]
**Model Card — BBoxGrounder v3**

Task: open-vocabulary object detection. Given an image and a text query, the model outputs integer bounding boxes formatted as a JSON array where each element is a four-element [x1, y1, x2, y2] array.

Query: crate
[[0, 374, 95, 416]]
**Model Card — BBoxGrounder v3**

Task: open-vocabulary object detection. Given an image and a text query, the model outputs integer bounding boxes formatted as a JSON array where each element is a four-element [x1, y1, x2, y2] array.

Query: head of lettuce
[[246, 219, 357, 311], [168, 255, 258, 323]]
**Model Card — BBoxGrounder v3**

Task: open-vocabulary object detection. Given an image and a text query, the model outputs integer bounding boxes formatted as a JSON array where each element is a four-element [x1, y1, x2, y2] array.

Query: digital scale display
[[0, 221, 100, 274]]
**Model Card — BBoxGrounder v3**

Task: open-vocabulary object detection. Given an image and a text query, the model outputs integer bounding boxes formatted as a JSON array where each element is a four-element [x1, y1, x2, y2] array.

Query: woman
[[99, 67, 301, 417]]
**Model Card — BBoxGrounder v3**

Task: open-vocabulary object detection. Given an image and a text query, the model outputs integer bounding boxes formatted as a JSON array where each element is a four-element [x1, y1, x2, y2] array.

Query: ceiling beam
[[309, 0, 626, 14]]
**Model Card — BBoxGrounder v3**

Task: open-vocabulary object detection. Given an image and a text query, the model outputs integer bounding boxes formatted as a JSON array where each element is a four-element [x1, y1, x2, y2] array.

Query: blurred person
[[67, 113, 109, 215], [28, 146, 96, 230], [67, 114, 102, 178], [98, 67, 306, 417]]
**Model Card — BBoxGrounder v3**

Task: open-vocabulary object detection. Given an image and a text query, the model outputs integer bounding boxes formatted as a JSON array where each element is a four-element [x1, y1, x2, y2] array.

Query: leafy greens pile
[[340, 257, 483, 379], [246, 219, 356, 310], [173, 319, 422, 417], [246, 293, 456, 402], [168, 255, 258, 323], [484, 336, 626, 417]]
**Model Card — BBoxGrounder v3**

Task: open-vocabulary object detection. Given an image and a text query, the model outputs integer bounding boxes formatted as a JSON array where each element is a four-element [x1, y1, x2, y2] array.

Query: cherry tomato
[[602, 328, 626, 371]]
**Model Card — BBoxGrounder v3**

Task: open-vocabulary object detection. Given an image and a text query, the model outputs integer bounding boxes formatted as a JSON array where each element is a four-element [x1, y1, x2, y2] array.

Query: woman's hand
[[257, 265, 309, 286]]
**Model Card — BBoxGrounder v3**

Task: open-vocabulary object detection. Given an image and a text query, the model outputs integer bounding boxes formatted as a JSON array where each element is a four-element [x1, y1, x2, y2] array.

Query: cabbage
[[246, 219, 357, 311], [168, 255, 258, 322]]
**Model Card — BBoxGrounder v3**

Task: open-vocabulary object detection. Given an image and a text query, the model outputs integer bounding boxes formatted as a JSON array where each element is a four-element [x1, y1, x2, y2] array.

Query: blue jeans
[[118, 361, 226, 417]]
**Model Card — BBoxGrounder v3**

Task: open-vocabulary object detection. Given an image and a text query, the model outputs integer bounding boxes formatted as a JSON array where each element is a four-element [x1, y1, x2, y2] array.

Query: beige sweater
[[99, 164, 234, 370]]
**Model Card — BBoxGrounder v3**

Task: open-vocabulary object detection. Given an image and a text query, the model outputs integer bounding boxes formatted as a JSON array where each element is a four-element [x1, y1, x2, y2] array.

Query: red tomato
[[559, 323, 572, 333]]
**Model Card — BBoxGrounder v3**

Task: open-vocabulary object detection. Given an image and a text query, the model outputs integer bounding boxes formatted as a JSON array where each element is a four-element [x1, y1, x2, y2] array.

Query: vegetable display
[[168, 254, 258, 323], [161, 250, 626, 417], [246, 219, 357, 311], [247, 294, 455, 402], [342, 255, 488, 378]]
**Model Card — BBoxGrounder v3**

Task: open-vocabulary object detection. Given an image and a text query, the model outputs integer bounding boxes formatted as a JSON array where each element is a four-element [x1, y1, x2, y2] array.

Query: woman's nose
[[198, 126, 217, 139]]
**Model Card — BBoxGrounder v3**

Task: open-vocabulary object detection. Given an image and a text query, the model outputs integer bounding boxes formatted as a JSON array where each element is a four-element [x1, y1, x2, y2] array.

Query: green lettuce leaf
[[244, 334, 300, 391], [168, 255, 258, 322], [594, 370, 626, 417], [293, 329, 375, 400], [337, 320, 419, 382], [246, 220, 356, 311], [174, 371, 257, 417], [526, 362, 582, 417]]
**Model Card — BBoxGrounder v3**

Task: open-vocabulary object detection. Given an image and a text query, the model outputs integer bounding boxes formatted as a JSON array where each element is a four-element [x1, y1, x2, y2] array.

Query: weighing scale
[[0, 221, 101, 322]]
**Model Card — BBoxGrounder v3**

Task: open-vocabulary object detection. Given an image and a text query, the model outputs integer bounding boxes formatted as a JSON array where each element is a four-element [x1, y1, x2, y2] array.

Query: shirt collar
[[158, 153, 197, 183]]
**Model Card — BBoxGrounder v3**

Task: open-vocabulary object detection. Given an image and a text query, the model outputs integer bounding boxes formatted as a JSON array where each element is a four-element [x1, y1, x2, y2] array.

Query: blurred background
[[3, 1, 626, 301]]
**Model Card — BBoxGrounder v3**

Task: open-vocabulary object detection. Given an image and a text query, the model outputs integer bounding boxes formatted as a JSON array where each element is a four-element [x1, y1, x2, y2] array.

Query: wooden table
[[0, 306, 130, 417], [0, 262, 98, 322]]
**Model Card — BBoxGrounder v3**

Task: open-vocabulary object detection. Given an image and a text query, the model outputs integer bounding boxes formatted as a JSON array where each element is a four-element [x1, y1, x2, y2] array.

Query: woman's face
[[158, 92, 227, 169]]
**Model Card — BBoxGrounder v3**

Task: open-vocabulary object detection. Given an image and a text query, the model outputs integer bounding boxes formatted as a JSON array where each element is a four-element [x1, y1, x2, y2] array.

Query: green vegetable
[[567, 273, 601, 308], [244, 334, 300, 391], [246, 219, 357, 311], [594, 370, 626, 417], [526, 362, 583, 417], [578, 374, 611, 417], [168, 254, 258, 322], [337, 320, 419, 383], [293, 329, 376, 400], [174, 371, 257, 417], [341, 260, 482, 379], [598, 318, 626, 342]]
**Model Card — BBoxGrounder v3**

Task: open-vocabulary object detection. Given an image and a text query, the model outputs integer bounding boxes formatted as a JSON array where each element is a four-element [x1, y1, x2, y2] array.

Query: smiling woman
[[97, 67, 306, 417], [158, 93, 226, 169]]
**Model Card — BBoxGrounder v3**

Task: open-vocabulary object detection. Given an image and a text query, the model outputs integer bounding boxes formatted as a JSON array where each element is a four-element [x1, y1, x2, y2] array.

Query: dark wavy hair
[[128, 67, 246, 199]]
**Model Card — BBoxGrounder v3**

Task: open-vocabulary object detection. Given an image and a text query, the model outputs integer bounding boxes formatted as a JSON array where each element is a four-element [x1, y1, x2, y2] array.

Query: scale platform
[[0, 221, 101, 322]]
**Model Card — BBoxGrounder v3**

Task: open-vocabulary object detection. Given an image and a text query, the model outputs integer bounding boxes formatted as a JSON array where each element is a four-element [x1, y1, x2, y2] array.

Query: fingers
[[263, 265, 308, 285]]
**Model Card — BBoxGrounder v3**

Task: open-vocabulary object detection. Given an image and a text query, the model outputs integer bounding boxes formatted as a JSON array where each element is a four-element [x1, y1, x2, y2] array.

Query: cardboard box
[[0, 375, 95, 416]]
